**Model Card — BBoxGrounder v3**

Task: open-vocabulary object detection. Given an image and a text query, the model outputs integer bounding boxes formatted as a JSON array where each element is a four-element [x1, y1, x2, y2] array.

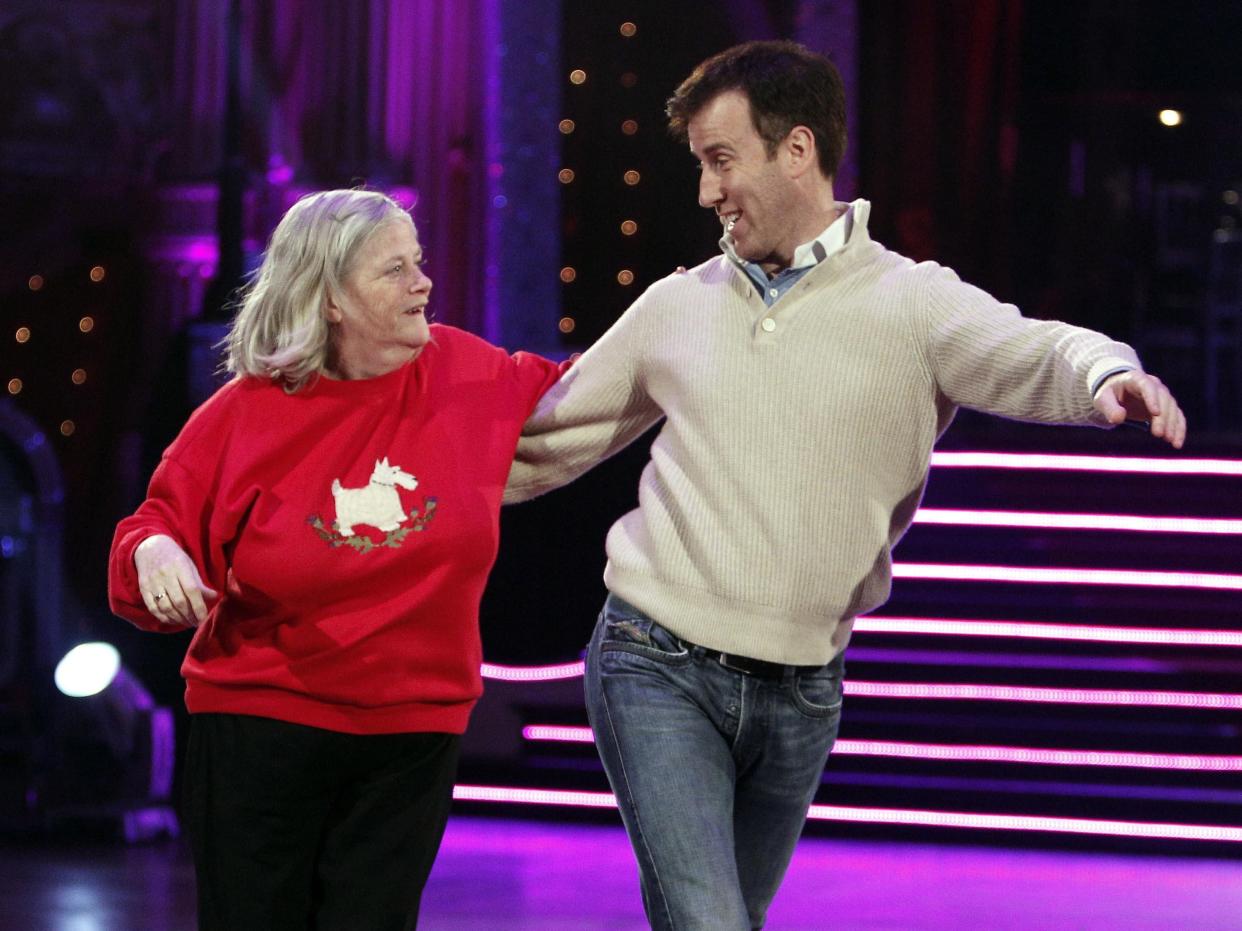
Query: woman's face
[[326, 219, 432, 379]]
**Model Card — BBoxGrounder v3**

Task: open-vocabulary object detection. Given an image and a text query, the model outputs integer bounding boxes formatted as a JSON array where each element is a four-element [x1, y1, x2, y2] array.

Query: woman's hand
[[134, 534, 219, 628]]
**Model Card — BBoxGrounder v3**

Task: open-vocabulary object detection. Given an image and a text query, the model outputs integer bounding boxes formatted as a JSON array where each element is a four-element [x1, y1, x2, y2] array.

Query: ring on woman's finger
[[154, 592, 168, 602]]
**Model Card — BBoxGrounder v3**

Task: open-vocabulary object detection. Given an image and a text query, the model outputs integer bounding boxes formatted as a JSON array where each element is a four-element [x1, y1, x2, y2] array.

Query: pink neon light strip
[[520, 726, 1242, 772], [844, 681, 1242, 709], [524, 725, 596, 744], [481, 661, 585, 682], [854, 617, 1242, 647], [893, 563, 1242, 591], [451, 784, 1242, 842], [453, 784, 617, 809], [832, 740, 1242, 770], [480, 619, 1242, 683], [930, 451, 1242, 476], [805, 804, 1242, 842], [480, 621, 1242, 683], [913, 508, 1242, 535]]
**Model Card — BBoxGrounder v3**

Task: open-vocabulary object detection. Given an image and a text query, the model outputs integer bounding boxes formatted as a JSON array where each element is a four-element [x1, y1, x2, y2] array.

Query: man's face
[[687, 90, 801, 270]]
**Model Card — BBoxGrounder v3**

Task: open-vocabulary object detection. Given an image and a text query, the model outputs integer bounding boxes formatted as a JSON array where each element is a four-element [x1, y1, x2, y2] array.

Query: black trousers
[[184, 713, 460, 931]]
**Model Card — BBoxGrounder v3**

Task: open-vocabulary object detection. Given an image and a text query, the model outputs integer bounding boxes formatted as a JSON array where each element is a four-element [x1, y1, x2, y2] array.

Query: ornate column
[[481, 0, 564, 352]]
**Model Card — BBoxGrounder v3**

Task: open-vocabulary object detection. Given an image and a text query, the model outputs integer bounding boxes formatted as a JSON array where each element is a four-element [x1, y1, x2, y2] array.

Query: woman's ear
[[324, 292, 343, 324]]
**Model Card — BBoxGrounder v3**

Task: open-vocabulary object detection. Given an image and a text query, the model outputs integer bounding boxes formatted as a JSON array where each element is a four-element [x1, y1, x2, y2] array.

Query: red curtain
[[860, 0, 1024, 295]]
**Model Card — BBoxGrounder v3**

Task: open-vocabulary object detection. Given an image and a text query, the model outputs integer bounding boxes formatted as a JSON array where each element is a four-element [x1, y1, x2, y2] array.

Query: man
[[506, 40, 1185, 930]]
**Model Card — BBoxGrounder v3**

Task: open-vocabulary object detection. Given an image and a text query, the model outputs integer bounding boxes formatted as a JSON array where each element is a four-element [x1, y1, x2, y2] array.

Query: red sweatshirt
[[109, 325, 563, 735]]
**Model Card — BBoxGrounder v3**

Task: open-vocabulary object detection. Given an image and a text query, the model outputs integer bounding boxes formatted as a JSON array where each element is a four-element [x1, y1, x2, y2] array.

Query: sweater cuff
[[1088, 361, 1136, 398]]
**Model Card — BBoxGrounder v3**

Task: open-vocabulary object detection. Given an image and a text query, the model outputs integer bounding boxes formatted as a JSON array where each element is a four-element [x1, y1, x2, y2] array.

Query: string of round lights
[[8, 263, 105, 445], [557, 19, 650, 344]]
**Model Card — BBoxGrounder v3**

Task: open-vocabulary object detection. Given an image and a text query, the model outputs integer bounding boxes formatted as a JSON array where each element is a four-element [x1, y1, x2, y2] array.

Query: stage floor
[[4, 815, 1241, 929]]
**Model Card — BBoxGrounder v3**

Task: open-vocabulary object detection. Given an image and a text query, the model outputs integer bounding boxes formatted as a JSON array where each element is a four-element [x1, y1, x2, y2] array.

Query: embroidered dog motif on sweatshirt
[[331, 457, 418, 536], [306, 458, 438, 554]]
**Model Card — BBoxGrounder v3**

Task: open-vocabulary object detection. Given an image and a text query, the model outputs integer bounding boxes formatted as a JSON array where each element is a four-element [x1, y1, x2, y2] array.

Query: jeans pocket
[[790, 666, 844, 719], [598, 600, 690, 666]]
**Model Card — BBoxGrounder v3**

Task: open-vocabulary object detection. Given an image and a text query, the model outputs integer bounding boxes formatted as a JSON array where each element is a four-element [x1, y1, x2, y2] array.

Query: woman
[[108, 189, 564, 930]]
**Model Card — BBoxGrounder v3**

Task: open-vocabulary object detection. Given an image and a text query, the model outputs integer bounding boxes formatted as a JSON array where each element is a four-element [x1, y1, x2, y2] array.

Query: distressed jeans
[[585, 593, 844, 930]]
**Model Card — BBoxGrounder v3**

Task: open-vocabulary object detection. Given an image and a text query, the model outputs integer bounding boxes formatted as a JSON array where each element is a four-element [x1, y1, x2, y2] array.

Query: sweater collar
[[719, 198, 872, 275]]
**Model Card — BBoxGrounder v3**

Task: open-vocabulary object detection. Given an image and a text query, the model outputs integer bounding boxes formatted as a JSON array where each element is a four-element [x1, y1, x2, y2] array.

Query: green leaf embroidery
[[306, 497, 438, 553]]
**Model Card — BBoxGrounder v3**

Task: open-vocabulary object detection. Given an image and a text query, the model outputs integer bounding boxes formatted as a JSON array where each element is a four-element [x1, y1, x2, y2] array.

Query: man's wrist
[[1091, 366, 1134, 397]]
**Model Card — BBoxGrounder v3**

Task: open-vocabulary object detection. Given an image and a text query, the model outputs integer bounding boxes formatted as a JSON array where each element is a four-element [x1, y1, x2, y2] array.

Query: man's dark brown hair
[[666, 40, 847, 180]]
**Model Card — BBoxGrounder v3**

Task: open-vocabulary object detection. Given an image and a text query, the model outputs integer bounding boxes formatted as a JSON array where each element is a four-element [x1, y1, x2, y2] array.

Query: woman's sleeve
[[508, 350, 574, 418], [107, 454, 230, 633]]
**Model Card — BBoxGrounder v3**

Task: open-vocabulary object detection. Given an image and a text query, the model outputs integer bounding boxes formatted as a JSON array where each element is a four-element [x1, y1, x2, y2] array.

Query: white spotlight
[[1158, 109, 1183, 127], [54, 642, 121, 698]]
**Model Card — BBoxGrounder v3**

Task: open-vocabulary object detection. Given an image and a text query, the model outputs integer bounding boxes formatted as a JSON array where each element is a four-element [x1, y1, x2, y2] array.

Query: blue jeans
[[585, 594, 844, 930]]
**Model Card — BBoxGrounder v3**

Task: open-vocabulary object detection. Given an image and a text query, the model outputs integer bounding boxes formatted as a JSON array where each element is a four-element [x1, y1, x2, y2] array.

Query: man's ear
[[783, 125, 817, 178]]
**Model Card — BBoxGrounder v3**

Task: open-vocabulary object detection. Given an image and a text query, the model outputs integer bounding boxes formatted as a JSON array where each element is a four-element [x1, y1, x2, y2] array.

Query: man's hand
[[134, 534, 219, 628], [1094, 371, 1187, 449]]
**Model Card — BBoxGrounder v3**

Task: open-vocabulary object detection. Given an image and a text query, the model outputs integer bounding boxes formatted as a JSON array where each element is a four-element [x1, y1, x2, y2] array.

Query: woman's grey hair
[[225, 189, 413, 391]]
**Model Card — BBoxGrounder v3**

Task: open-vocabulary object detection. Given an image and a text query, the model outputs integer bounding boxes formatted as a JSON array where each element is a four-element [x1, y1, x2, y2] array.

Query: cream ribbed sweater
[[506, 201, 1139, 664]]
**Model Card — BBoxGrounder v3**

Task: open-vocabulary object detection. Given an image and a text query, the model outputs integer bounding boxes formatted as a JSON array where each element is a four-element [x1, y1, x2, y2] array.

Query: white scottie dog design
[[331, 458, 419, 536]]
